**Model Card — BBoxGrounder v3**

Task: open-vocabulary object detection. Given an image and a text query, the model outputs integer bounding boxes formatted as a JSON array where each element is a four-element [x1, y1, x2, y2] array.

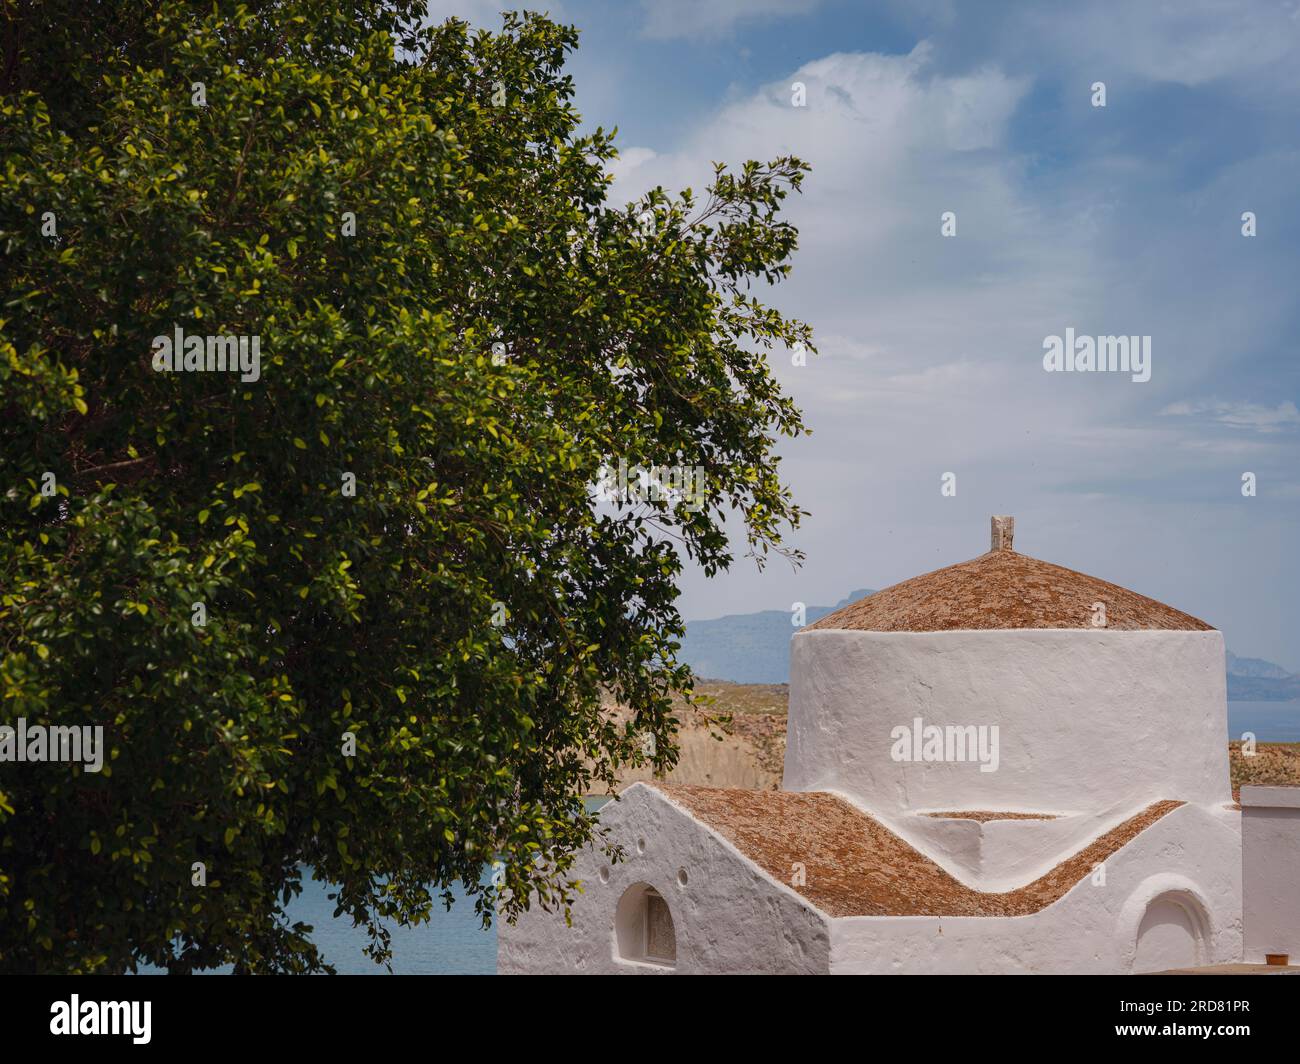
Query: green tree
[[0, 1, 812, 973]]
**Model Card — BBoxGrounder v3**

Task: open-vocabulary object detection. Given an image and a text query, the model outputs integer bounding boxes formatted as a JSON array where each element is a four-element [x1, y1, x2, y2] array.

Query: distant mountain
[[681, 591, 1299, 699], [678, 589, 873, 684], [1225, 652, 1300, 700], [1225, 652, 1293, 680]]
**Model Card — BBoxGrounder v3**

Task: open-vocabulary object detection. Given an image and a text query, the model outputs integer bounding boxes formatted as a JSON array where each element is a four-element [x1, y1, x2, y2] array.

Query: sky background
[[432, 1, 1300, 670]]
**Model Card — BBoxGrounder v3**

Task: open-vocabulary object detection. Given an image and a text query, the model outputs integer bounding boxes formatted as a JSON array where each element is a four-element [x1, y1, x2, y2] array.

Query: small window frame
[[614, 882, 678, 969]]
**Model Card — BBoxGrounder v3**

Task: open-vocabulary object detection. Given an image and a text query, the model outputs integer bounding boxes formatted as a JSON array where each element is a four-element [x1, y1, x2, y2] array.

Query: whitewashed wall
[[1241, 785, 1300, 964], [498, 788, 1242, 974], [497, 784, 831, 974], [787, 629, 1230, 815], [828, 803, 1242, 974]]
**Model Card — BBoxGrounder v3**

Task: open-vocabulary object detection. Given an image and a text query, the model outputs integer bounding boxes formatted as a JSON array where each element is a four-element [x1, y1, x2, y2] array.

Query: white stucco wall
[[500, 625, 1245, 975], [498, 789, 1242, 974], [1241, 785, 1300, 964], [893, 799, 1148, 890], [786, 629, 1230, 815], [827, 803, 1242, 974], [497, 784, 831, 974]]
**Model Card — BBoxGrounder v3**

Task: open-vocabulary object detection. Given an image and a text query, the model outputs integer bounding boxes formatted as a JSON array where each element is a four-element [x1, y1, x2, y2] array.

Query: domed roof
[[806, 516, 1213, 634]]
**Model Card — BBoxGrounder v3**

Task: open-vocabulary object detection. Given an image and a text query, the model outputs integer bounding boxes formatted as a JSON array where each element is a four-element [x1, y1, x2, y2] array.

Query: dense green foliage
[[0, 1, 812, 972]]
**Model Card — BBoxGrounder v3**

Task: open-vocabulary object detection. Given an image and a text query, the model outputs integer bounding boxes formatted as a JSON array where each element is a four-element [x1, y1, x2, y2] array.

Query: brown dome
[[806, 517, 1213, 634]]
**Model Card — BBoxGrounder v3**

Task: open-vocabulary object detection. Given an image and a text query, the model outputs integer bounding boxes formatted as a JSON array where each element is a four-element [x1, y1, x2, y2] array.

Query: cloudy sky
[[435, 1, 1300, 670]]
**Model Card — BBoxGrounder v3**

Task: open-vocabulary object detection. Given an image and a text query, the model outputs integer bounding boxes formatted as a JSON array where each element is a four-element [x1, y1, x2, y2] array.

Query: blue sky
[[433, 1, 1300, 669]]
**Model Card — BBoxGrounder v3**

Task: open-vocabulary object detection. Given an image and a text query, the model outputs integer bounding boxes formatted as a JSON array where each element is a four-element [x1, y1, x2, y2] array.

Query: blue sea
[[143, 706, 1297, 974], [140, 797, 616, 974], [138, 875, 496, 975], [284, 875, 497, 974], [1226, 700, 1300, 743]]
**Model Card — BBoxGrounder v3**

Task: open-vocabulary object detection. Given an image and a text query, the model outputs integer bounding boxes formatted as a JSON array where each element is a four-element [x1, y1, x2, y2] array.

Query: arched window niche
[[1133, 891, 1208, 973], [614, 882, 677, 968]]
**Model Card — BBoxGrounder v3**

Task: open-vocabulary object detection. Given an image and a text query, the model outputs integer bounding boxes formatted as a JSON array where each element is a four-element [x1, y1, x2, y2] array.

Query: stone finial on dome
[[991, 515, 1014, 552]]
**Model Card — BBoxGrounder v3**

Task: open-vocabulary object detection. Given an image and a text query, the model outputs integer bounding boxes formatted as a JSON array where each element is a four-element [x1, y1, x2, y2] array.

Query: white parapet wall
[[1241, 785, 1300, 964], [828, 803, 1242, 974], [786, 628, 1231, 815], [498, 788, 1242, 974]]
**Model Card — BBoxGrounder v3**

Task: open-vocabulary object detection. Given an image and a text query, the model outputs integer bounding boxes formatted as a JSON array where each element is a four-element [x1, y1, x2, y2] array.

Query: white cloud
[[605, 146, 658, 184], [1028, 0, 1300, 88], [606, 37, 1299, 666], [1160, 400, 1300, 433], [885, 0, 1300, 95]]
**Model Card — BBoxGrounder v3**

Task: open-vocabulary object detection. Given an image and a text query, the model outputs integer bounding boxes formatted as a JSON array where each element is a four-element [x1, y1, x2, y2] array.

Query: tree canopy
[[0, 0, 812, 972]]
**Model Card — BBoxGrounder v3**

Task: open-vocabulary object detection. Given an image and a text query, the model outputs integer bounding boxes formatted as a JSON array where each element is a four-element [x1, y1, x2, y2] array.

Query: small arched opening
[[1133, 892, 1207, 973], [614, 882, 677, 967]]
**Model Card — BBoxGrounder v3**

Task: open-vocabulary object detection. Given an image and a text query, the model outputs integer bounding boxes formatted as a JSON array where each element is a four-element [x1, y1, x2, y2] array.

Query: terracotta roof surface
[[806, 549, 1213, 633], [654, 784, 1182, 918]]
